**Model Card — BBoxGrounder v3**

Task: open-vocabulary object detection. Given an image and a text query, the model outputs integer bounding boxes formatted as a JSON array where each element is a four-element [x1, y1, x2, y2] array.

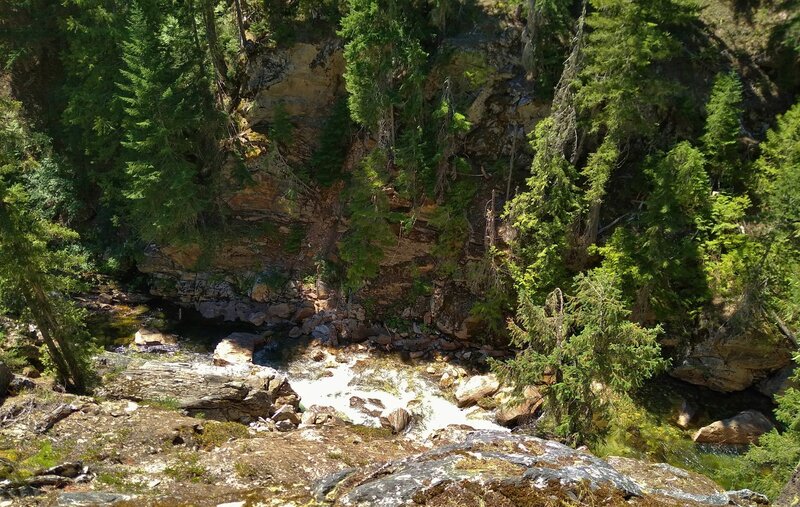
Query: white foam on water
[[272, 349, 508, 440]]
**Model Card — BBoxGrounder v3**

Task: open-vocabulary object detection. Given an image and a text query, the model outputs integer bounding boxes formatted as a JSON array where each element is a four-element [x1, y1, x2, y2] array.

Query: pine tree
[[701, 72, 744, 188], [0, 98, 90, 392], [117, 1, 222, 244], [494, 268, 665, 444], [339, 0, 427, 140]]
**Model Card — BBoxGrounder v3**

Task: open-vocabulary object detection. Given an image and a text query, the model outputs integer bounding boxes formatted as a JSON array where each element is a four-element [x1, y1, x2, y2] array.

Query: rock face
[[671, 331, 792, 392], [777, 463, 800, 507], [454, 374, 500, 407], [98, 354, 300, 424], [379, 408, 411, 434], [212, 332, 266, 366], [316, 430, 767, 506], [693, 410, 775, 445]]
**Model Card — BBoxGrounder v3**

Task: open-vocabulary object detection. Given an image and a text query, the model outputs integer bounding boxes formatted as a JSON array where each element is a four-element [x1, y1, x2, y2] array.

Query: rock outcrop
[[98, 354, 300, 424], [133, 327, 177, 348], [379, 407, 411, 434], [316, 430, 767, 506], [693, 410, 775, 445], [495, 385, 543, 427], [671, 332, 792, 392]]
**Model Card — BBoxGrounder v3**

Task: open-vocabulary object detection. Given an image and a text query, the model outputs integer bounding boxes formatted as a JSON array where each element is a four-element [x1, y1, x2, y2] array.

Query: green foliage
[[118, 1, 223, 245], [521, 0, 575, 96], [339, 0, 427, 131], [429, 179, 477, 276], [701, 72, 744, 187], [0, 97, 93, 391], [338, 149, 396, 292], [505, 117, 581, 299], [578, 0, 694, 139], [494, 268, 666, 444]]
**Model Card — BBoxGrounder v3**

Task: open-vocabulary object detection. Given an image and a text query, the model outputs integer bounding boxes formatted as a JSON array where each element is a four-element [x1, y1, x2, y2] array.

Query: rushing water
[[254, 340, 507, 440]]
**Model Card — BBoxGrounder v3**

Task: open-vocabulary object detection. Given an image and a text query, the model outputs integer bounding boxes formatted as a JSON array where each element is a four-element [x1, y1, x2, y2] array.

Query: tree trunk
[[232, 0, 247, 50], [200, 0, 231, 95]]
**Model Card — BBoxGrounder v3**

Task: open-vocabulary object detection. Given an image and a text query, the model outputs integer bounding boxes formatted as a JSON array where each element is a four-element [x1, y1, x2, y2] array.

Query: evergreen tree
[[117, 1, 223, 244], [339, 0, 427, 140], [494, 268, 665, 444], [0, 98, 90, 392], [701, 72, 744, 188]]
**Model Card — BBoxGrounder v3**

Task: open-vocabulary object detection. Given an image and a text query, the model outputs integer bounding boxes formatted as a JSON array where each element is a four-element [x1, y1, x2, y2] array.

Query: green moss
[[196, 421, 250, 449], [348, 424, 393, 440], [164, 452, 208, 483], [144, 397, 182, 411]]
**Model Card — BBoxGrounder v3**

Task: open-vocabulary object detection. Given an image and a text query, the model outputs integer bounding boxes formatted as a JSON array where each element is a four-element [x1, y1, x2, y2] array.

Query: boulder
[[379, 408, 411, 434], [300, 405, 340, 426], [0, 360, 12, 397], [134, 328, 177, 347], [757, 363, 797, 398], [495, 385, 543, 427], [693, 410, 774, 445], [213, 332, 266, 366], [292, 306, 316, 323], [98, 354, 300, 424], [268, 303, 293, 320], [454, 374, 500, 408], [316, 430, 766, 506]]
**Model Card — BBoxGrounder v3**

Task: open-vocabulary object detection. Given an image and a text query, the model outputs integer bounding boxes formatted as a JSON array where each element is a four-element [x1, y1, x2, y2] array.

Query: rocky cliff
[[135, 2, 796, 395]]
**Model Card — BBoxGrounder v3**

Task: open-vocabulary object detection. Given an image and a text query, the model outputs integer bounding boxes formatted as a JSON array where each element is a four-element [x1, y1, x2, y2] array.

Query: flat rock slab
[[98, 354, 299, 423]]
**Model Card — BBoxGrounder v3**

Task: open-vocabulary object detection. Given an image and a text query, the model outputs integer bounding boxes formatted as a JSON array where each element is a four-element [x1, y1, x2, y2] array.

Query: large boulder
[[671, 331, 792, 392], [98, 354, 299, 424], [212, 332, 266, 366], [454, 374, 499, 408], [495, 385, 543, 427], [315, 430, 767, 506], [693, 410, 774, 445]]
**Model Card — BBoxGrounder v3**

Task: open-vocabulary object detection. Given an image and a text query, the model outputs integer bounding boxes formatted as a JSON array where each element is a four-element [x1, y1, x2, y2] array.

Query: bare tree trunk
[[200, 0, 231, 95], [21, 283, 84, 392], [507, 126, 518, 202], [232, 0, 247, 49]]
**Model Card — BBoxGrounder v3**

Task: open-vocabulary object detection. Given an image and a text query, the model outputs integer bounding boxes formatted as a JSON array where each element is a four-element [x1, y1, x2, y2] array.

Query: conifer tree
[[701, 72, 744, 188], [117, 1, 222, 244], [495, 268, 665, 444], [0, 98, 90, 392]]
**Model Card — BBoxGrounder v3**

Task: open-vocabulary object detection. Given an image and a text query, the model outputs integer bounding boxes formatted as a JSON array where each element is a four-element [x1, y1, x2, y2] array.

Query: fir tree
[[494, 268, 665, 444], [701, 72, 744, 188], [117, 1, 222, 244], [0, 98, 90, 392]]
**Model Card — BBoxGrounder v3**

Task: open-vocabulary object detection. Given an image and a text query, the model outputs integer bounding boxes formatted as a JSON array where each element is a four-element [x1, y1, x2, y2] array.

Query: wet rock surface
[[212, 332, 266, 366]]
